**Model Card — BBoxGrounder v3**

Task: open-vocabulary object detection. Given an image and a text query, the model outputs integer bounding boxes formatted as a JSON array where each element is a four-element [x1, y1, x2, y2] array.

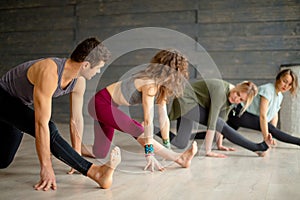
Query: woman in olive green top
[[168, 79, 272, 158]]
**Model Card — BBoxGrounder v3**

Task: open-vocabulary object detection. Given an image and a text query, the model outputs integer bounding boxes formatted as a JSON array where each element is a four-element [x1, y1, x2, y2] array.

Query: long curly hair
[[133, 49, 189, 103]]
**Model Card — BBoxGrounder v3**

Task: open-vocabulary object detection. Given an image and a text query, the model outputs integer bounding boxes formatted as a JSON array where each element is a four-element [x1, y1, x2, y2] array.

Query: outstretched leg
[[137, 135, 198, 168]]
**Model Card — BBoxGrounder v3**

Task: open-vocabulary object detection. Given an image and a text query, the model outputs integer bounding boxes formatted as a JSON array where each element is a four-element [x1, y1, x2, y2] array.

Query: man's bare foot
[[81, 144, 96, 158], [175, 141, 198, 168], [87, 146, 121, 189]]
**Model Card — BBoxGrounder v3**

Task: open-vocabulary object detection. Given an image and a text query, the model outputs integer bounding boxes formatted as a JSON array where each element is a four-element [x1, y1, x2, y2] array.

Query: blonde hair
[[234, 81, 258, 116], [133, 49, 189, 103], [275, 69, 298, 96]]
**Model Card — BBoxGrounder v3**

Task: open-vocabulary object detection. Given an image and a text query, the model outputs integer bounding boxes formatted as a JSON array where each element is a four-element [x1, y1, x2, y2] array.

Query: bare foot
[[256, 149, 268, 157], [255, 134, 273, 157], [87, 146, 121, 189], [81, 144, 96, 158], [175, 141, 198, 168]]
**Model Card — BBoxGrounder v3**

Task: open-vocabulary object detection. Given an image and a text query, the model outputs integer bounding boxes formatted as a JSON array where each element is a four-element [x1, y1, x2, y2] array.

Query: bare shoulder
[[27, 58, 58, 87], [141, 82, 158, 97], [29, 58, 57, 78]]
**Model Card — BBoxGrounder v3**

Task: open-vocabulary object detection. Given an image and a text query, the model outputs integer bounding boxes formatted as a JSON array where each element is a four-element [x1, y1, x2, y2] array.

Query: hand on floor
[[218, 145, 236, 151], [206, 151, 227, 158]]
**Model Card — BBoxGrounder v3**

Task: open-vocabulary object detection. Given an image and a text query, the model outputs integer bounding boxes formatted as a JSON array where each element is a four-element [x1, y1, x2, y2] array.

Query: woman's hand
[[206, 151, 227, 158], [144, 154, 165, 172], [217, 145, 236, 151]]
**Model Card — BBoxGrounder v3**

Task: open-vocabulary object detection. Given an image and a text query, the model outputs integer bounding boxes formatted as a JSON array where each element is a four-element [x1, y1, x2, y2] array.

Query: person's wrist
[[144, 144, 154, 157]]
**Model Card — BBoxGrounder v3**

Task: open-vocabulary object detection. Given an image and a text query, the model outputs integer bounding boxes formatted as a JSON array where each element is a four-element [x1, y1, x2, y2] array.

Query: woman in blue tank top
[[226, 69, 300, 147], [193, 69, 300, 152]]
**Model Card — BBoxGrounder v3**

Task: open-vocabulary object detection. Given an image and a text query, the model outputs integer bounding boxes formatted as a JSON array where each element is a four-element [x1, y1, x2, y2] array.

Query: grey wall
[[0, 0, 299, 122]]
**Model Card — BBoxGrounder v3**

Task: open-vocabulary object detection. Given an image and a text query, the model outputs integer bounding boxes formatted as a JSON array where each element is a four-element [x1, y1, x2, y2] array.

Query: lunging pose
[[0, 37, 121, 191]]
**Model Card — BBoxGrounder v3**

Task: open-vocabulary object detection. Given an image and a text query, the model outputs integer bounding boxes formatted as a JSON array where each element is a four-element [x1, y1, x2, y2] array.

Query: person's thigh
[[0, 89, 35, 137], [0, 121, 23, 168]]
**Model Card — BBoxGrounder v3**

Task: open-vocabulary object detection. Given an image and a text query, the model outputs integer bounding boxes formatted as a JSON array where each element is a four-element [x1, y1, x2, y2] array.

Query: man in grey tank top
[[0, 37, 121, 190]]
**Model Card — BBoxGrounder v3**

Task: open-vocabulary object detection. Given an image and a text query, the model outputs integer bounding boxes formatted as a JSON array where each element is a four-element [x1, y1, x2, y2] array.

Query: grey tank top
[[120, 77, 142, 105], [0, 58, 77, 105]]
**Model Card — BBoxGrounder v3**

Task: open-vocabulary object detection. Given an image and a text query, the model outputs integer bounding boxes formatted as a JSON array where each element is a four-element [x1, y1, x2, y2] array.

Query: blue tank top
[[120, 77, 142, 105], [0, 58, 77, 105]]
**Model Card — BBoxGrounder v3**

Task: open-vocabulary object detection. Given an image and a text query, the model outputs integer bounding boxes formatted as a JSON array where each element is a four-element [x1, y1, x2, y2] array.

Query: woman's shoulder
[[259, 83, 275, 92]]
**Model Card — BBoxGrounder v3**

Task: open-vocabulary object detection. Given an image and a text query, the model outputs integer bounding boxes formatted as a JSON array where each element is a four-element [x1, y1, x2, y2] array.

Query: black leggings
[[227, 104, 300, 146], [0, 87, 92, 175], [160, 105, 268, 152]]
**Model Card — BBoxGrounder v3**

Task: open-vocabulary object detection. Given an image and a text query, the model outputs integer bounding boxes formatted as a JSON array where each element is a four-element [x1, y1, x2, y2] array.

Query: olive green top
[[169, 79, 234, 130]]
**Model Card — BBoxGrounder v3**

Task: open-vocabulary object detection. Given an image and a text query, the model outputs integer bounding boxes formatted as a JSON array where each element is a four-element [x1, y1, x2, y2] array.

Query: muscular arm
[[69, 77, 86, 154], [29, 59, 58, 190]]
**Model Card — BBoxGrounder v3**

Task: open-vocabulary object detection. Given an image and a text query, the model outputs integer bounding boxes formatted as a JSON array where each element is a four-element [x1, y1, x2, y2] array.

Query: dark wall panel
[[0, 0, 299, 122]]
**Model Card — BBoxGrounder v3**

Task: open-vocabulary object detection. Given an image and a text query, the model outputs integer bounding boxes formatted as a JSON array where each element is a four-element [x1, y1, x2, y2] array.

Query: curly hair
[[133, 49, 189, 103], [70, 37, 111, 68]]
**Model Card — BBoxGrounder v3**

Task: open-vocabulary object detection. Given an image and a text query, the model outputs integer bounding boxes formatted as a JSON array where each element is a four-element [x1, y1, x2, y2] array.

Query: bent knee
[[0, 159, 13, 169], [171, 140, 189, 149]]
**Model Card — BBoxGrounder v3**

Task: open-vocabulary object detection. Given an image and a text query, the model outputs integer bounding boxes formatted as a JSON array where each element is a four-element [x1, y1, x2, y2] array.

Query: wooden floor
[[1, 123, 300, 200]]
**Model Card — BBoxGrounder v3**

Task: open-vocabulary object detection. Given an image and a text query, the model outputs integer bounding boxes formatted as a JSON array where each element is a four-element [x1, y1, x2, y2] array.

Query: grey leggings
[[227, 104, 300, 146], [165, 105, 268, 152]]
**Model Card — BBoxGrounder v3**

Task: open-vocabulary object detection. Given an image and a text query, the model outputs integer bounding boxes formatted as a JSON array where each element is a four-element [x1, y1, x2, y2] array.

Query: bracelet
[[162, 139, 171, 149], [144, 144, 154, 154]]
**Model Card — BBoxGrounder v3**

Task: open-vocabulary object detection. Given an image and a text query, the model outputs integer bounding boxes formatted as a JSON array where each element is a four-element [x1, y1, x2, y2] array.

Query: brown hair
[[133, 49, 189, 103], [275, 69, 298, 96], [234, 81, 258, 116], [70, 37, 111, 68]]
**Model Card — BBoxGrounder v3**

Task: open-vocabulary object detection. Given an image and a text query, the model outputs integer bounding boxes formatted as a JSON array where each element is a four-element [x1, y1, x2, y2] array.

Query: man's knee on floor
[[0, 157, 14, 169]]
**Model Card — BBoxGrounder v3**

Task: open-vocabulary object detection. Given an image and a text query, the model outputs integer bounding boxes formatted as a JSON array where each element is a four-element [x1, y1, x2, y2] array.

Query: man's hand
[[34, 166, 57, 191]]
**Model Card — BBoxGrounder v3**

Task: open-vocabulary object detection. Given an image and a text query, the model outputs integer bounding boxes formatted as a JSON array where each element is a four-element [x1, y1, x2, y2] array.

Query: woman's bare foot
[[255, 134, 273, 157], [81, 144, 96, 158], [256, 149, 268, 157], [87, 146, 121, 189], [175, 141, 198, 168]]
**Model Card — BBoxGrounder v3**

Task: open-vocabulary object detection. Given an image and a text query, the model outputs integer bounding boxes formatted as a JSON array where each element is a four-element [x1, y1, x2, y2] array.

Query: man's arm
[[30, 59, 58, 191], [69, 77, 86, 154]]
